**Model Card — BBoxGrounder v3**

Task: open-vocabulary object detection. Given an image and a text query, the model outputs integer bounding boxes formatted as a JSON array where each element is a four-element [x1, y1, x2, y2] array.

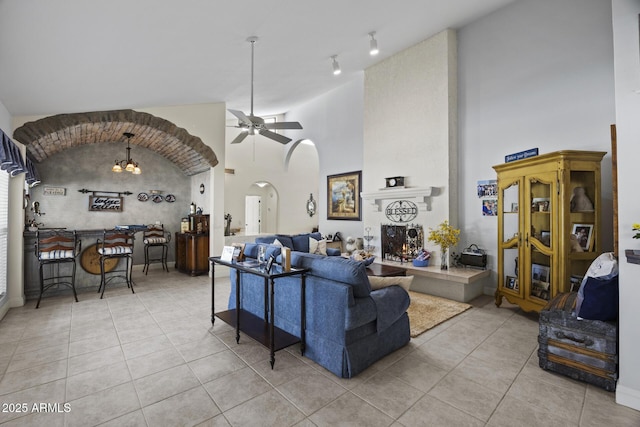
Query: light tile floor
[[0, 268, 639, 426]]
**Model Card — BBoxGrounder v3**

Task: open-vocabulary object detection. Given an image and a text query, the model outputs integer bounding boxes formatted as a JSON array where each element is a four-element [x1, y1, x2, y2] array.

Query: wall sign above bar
[[89, 196, 123, 212], [78, 188, 131, 213], [505, 148, 539, 163]]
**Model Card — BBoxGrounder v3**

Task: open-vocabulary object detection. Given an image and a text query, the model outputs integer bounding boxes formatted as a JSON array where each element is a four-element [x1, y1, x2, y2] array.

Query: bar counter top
[[23, 225, 150, 237]]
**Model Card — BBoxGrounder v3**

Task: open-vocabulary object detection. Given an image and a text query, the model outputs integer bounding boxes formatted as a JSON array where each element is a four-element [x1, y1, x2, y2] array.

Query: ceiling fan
[[229, 36, 303, 145]]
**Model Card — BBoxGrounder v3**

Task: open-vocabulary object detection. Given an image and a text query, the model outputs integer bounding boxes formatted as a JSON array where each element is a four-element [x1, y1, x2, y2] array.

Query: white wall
[[285, 77, 365, 240], [224, 124, 319, 235], [457, 0, 616, 277], [612, 0, 640, 411]]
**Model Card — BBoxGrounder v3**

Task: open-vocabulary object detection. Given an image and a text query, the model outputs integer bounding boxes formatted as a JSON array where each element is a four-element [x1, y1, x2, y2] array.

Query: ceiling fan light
[[331, 55, 341, 75], [369, 32, 379, 56]]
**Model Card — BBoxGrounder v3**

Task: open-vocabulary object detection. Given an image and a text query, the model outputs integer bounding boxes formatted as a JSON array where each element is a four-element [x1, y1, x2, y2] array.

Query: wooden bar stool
[[97, 229, 135, 298], [34, 229, 80, 308], [142, 224, 170, 275]]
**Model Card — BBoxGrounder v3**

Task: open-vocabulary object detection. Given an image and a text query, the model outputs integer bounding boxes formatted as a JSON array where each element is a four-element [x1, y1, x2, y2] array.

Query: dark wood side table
[[175, 232, 209, 276], [366, 263, 407, 277], [210, 257, 309, 368]]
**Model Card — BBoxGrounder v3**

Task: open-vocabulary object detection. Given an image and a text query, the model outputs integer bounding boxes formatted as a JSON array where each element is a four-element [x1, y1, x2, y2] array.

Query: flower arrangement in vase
[[427, 220, 460, 270], [633, 223, 640, 240]]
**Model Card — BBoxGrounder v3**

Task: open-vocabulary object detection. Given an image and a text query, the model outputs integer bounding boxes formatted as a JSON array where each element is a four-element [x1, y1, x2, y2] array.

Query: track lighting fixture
[[369, 32, 379, 56], [331, 55, 341, 75]]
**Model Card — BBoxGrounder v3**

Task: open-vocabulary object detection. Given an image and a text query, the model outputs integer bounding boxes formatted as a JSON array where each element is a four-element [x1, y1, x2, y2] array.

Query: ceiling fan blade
[[230, 132, 249, 144], [264, 121, 303, 130], [259, 129, 291, 144], [228, 109, 251, 125]]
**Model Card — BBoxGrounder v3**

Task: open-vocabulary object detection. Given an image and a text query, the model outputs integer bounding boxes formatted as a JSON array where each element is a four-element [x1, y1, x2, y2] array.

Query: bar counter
[[23, 228, 174, 300]]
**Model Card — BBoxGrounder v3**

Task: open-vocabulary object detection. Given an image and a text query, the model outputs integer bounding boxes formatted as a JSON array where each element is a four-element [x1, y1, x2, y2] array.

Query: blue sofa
[[228, 249, 411, 378], [254, 232, 341, 256]]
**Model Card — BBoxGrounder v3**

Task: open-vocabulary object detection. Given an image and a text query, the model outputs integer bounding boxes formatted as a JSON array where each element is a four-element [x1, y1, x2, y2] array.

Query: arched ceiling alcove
[[13, 109, 219, 176]]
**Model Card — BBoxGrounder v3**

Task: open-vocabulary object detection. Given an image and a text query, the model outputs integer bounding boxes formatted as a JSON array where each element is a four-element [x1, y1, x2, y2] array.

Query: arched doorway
[[245, 182, 279, 235]]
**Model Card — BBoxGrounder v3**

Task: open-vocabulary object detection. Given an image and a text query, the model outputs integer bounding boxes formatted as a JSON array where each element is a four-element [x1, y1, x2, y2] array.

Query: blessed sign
[[385, 200, 418, 223], [89, 196, 123, 212]]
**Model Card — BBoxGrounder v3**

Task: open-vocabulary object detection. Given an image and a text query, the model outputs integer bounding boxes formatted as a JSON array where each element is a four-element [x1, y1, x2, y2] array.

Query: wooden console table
[[210, 257, 309, 368]]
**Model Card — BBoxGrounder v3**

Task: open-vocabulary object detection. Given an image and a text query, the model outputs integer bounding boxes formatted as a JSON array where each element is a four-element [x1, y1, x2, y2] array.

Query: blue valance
[[1, 127, 40, 186], [25, 157, 41, 187]]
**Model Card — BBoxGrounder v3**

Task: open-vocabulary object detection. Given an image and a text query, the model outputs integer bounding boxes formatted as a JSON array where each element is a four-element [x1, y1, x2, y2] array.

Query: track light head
[[331, 55, 341, 75], [369, 32, 379, 56]]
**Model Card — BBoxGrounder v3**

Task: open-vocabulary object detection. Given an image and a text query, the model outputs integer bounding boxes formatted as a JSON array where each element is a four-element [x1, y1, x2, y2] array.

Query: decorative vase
[[440, 247, 448, 270]]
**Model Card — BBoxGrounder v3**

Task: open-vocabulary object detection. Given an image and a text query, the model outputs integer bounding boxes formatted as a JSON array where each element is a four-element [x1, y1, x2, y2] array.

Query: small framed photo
[[232, 243, 245, 262], [220, 246, 235, 262], [572, 223, 594, 252], [511, 202, 519, 213], [532, 263, 550, 283], [540, 230, 551, 246], [532, 197, 550, 212], [482, 199, 497, 216], [505, 275, 518, 291], [265, 254, 276, 273]]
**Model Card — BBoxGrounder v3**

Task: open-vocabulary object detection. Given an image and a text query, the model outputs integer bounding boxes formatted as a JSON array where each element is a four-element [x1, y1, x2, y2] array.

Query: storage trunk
[[538, 292, 617, 391]]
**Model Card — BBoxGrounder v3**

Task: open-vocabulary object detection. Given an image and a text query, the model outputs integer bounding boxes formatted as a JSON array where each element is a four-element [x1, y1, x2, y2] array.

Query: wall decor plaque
[[385, 200, 418, 223], [42, 186, 66, 196], [89, 195, 123, 212]]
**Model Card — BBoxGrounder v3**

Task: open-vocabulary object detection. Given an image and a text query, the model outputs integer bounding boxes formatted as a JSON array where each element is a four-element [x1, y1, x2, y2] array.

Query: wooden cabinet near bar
[[175, 232, 209, 276], [175, 214, 210, 276]]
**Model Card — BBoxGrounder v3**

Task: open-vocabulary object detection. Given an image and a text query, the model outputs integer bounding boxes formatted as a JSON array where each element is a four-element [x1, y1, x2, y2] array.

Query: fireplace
[[381, 224, 423, 262]]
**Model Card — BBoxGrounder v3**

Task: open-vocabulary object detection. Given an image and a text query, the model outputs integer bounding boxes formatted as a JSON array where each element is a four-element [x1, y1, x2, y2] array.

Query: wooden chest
[[538, 292, 617, 391]]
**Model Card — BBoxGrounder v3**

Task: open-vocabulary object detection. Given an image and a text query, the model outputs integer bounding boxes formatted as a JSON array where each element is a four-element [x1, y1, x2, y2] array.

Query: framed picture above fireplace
[[327, 171, 361, 220]]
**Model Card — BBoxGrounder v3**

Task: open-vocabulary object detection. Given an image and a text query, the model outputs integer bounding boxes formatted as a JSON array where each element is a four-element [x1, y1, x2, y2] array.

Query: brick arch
[[13, 109, 218, 176]]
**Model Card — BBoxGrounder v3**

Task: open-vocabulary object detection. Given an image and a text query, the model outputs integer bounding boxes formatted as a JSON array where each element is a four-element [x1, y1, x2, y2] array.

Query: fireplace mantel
[[360, 186, 434, 212]]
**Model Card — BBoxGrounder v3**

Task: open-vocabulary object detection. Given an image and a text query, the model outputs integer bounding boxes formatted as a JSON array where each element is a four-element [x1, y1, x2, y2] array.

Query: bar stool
[[142, 224, 170, 275], [34, 229, 80, 308], [97, 229, 135, 298]]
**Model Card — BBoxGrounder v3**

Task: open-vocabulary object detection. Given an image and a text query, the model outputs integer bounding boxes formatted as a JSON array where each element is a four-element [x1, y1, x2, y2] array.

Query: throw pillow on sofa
[[309, 237, 327, 255]]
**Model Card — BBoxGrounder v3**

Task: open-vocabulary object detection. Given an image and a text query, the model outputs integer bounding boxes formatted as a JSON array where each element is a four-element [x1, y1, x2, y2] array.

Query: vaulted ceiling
[[13, 110, 218, 176], [0, 1, 516, 118]]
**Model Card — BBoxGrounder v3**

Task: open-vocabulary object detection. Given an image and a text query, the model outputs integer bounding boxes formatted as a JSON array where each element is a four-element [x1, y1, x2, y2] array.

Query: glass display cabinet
[[493, 151, 606, 313]]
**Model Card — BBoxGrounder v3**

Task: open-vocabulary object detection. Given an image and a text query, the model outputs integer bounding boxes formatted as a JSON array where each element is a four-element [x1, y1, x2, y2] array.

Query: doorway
[[245, 195, 261, 235]]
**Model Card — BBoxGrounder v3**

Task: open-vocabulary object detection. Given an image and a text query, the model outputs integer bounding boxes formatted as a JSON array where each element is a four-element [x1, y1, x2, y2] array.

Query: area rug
[[407, 291, 472, 338]]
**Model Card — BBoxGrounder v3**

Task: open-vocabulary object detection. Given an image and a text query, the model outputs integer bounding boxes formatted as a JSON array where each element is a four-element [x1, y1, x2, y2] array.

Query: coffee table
[[366, 263, 407, 277]]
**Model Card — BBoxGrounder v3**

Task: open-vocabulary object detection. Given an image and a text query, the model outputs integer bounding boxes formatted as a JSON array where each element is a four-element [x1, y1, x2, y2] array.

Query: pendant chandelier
[[111, 132, 141, 174]]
